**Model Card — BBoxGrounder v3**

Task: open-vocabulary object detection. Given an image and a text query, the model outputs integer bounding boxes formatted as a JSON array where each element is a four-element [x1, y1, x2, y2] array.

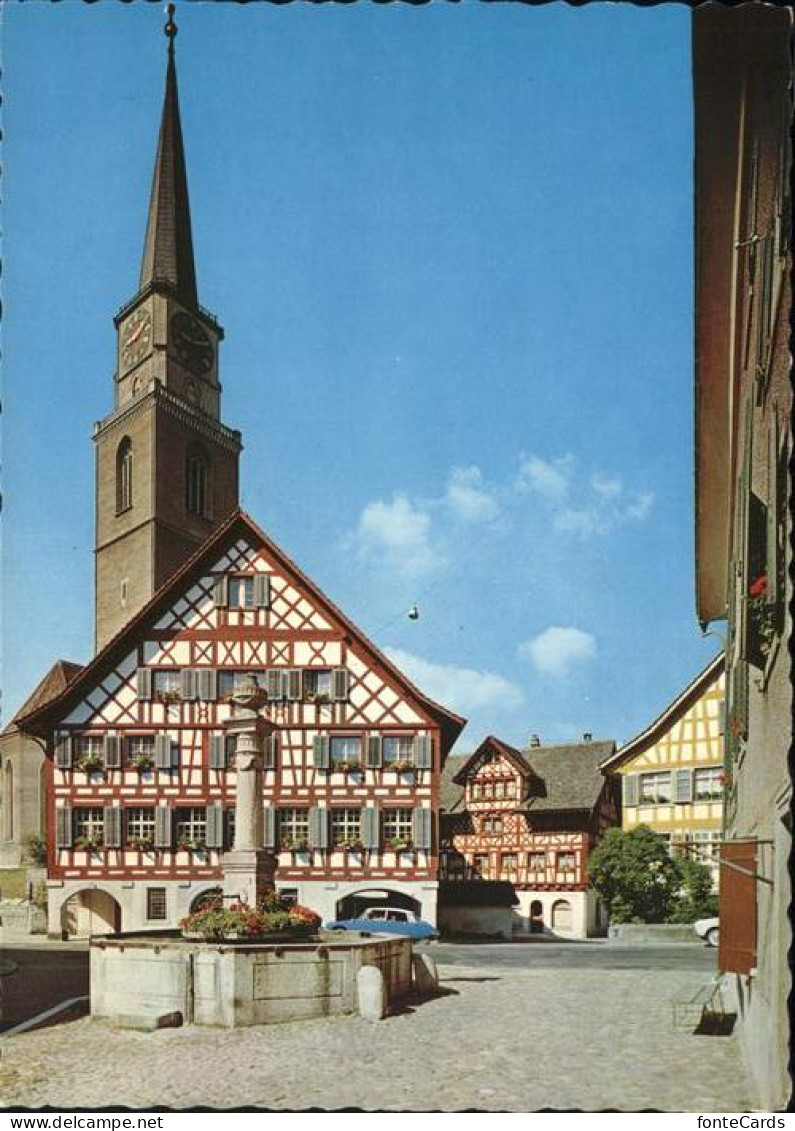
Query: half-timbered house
[[439, 735, 619, 938], [19, 510, 465, 935]]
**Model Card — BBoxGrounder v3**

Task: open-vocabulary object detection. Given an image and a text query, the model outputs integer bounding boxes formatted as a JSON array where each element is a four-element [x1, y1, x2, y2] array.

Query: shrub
[[23, 833, 47, 866]]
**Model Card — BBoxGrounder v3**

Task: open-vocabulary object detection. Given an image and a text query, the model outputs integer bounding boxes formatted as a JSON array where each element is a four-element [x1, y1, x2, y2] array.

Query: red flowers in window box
[[749, 574, 767, 599]]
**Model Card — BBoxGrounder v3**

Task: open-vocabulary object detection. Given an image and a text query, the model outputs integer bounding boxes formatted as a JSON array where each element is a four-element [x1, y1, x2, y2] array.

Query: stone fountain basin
[[90, 930, 413, 1028]]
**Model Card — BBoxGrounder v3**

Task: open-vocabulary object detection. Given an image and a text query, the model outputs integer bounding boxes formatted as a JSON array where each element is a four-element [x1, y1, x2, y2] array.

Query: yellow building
[[600, 656, 725, 885]]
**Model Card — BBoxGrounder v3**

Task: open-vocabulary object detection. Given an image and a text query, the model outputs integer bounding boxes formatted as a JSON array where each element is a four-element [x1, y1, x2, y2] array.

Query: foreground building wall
[[693, 5, 792, 1109]]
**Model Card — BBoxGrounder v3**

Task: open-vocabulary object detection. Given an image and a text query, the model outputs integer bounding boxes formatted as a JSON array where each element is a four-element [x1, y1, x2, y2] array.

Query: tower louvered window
[[116, 437, 133, 514]]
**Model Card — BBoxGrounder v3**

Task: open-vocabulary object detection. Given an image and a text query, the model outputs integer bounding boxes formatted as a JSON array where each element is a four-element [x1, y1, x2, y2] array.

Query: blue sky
[[2, 1, 719, 750]]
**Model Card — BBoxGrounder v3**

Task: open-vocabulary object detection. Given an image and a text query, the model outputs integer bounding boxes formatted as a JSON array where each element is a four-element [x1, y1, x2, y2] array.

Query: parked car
[[694, 916, 719, 947], [325, 906, 439, 941]]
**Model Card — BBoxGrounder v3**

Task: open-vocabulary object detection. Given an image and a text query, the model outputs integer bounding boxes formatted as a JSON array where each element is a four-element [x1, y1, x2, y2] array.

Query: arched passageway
[[60, 890, 121, 939]]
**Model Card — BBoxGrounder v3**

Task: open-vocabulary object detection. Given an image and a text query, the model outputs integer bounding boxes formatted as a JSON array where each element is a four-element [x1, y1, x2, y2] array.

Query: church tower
[[93, 9, 241, 651]]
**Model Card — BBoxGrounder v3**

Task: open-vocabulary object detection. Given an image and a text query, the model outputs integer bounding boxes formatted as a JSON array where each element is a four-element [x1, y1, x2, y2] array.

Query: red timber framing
[[19, 510, 465, 891], [440, 736, 619, 892]]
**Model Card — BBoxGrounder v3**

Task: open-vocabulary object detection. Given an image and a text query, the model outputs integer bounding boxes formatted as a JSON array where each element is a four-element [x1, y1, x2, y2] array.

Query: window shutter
[[673, 769, 693, 804], [332, 668, 349, 702], [733, 662, 749, 743], [205, 803, 224, 849], [267, 669, 283, 702], [213, 575, 229, 608], [367, 735, 382, 769], [104, 806, 122, 848], [198, 669, 218, 701], [623, 774, 638, 808], [254, 574, 271, 609], [209, 734, 226, 770], [137, 667, 153, 700], [414, 735, 433, 769], [718, 700, 727, 735], [56, 806, 73, 848], [766, 414, 780, 608], [154, 734, 174, 770], [263, 734, 277, 770], [55, 734, 73, 769], [262, 806, 276, 850], [738, 406, 754, 661], [181, 669, 198, 701], [313, 735, 330, 770], [361, 806, 379, 850], [103, 735, 121, 769], [287, 669, 303, 702], [719, 841, 758, 975], [308, 806, 329, 850], [412, 807, 433, 850], [154, 806, 172, 849]]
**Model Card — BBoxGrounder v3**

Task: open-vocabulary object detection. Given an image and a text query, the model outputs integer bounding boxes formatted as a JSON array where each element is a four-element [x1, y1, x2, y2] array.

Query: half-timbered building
[[439, 735, 619, 938], [13, 20, 464, 936], [19, 511, 464, 935]]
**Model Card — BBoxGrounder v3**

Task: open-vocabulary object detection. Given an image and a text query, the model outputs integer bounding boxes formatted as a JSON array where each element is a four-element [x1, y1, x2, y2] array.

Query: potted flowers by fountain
[[179, 894, 321, 942]]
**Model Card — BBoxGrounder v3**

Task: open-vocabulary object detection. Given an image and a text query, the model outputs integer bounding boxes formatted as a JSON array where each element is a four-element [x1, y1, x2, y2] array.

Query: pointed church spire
[[139, 5, 198, 308]]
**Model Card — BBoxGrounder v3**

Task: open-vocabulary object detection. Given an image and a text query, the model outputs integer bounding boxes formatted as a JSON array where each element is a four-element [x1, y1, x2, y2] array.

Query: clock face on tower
[[171, 311, 214, 375], [121, 308, 152, 369]]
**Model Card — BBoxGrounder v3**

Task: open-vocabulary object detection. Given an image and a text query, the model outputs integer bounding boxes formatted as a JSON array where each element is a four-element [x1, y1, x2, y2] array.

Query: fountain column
[[221, 675, 277, 907]]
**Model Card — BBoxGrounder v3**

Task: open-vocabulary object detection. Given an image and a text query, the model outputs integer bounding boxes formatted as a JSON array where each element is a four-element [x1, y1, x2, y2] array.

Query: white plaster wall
[[47, 878, 223, 936], [514, 890, 595, 938]]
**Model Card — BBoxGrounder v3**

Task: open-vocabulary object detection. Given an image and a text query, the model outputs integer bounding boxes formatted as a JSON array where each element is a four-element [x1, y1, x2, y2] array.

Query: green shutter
[[287, 669, 303, 701], [263, 734, 277, 770], [332, 668, 349, 702], [154, 734, 174, 770], [154, 806, 172, 848], [367, 735, 382, 769], [623, 774, 638, 808], [412, 807, 433, 850], [198, 669, 217, 701], [213, 575, 228, 608], [414, 735, 433, 769], [104, 806, 122, 848], [766, 413, 780, 608], [309, 807, 328, 850], [262, 806, 276, 850], [254, 574, 271, 609], [267, 669, 283, 702], [55, 734, 73, 769], [137, 668, 153, 700], [209, 734, 226, 770], [313, 735, 330, 770], [103, 735, 121, 769], [361, 806, 380, 850], [56, 806, 73, 848], [205, 803, 224, 849], [181, 669, 198, 701]]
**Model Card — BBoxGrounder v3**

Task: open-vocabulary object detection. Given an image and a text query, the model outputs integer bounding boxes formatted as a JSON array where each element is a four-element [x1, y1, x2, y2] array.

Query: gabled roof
[[17, 510, 466, 750], [600, 654, 724, 772], [451, 734, 531, 785], [2, 660, 84, 736], [441, 734, 616, 817]]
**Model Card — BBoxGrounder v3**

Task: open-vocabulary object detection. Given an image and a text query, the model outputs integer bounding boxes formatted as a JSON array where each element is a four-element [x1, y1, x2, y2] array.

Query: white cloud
[[515, 454, 573, 501], [624, 491, 655, 521], [553, 507, 611, 537], [591, 471, 623, 500], [385, 647, 525, 715], [355, 493, 445, 578], [518, 626, 597, 677], [445, 465, 499, 522]]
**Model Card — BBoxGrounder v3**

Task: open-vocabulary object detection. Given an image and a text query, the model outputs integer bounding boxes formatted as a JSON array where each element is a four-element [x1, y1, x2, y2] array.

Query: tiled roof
[[3, 660, 83, 734], [440, 754, 469, 812]]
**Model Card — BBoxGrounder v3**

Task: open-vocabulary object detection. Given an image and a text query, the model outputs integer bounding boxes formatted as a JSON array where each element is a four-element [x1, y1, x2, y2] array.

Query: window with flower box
[[472, 853, 490, 879], [694, 766, 723, 801], [74, 807, 104, 850], [279, 808, 310, 850], [126, 807, 156, 848], [383, 736, 414, 768], [304, 670, 332, 702], [75, 736, 104, 772], [175, 807, 207, 850], [126, 735, 155, 770], [330, 736, 362, 769], [556, 851, 576, 871], [500, 852, 519, 878], [528, 851, 547, 872], [153, 670, 182, 700], [382, 807, 413, 849], [330, 808, 361, 848], [639, 771, 672, 805]]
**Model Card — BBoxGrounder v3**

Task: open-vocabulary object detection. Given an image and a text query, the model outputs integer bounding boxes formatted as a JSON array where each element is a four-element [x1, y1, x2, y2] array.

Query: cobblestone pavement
[[0, 961, 753, 1111]]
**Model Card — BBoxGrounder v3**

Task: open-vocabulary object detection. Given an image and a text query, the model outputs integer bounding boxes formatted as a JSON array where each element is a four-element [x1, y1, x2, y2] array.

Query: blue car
[[325, 906, 439, 941]]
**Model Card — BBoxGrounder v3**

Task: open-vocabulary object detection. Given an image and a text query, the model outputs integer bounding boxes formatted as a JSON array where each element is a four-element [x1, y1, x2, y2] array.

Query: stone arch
[[335, 886, 422, 922], [551, 898, 573, 933], [529, 899, 544, 934], [60, 888, 122, 939]]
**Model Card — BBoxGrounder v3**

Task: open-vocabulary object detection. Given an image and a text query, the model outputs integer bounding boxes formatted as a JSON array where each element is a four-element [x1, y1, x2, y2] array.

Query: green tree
[[587, 826, 683, 923], [667, 854, 719, 923]]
